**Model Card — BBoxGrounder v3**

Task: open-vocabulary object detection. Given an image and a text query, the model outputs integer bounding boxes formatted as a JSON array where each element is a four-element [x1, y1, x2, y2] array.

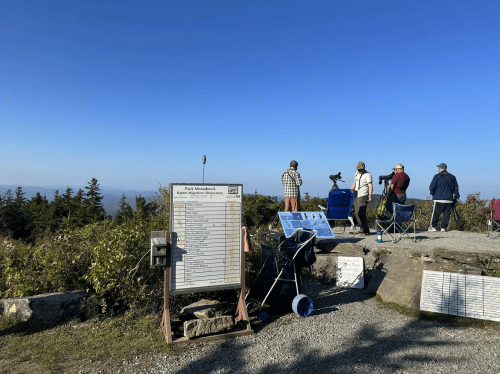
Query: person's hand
[[368, 195, 372, 201]]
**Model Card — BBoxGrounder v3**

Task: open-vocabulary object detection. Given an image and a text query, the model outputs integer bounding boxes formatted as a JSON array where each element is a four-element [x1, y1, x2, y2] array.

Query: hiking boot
[[441, 228, 447, 232], [428, 227, 437, 232]]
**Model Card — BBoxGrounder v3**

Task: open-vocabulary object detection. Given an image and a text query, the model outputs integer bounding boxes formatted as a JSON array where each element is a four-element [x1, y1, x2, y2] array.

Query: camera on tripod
[[378, 171, 395, 185], [329, 172, 344, 190]]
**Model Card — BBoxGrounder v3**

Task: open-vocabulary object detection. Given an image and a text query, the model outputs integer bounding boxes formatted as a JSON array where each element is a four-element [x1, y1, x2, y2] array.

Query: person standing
[[428, 163, 460, 232], [282, 160, 302, 212], [385, 163, 410, 214], [350, 161, 373, 235]]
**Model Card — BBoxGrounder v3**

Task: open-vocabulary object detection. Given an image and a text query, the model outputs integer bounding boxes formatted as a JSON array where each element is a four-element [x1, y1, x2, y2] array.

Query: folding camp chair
[[319, 189, 355, 236], [479, 199, 500, 239], [376, 203, 416, 242]]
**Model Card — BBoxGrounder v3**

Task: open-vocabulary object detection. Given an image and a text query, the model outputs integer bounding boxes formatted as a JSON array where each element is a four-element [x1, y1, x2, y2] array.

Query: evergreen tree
[[114, 194, 134, 224], [26, 192, 51, 241], [84, 178, 106, 222]]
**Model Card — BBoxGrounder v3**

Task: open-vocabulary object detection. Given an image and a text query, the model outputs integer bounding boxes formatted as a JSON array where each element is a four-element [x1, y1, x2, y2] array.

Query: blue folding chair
[[319, 189, 355, 236], [376, 203, 416, 242]]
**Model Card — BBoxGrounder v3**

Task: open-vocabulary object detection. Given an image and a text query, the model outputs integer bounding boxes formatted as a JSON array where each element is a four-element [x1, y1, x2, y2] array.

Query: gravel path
[[116, 276, 500, 374]]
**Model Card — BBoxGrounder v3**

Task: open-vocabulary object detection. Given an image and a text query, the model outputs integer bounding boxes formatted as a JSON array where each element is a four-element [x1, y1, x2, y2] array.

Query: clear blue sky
[[1, 0, 499, 200]]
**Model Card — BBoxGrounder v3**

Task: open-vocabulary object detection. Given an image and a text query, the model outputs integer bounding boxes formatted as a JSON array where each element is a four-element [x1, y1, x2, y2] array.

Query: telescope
[[378, 171, 395, 185], [329, 172, 344, 190]]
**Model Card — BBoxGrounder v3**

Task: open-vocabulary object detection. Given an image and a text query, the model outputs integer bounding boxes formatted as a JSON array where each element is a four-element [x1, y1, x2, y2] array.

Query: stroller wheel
[[258, 311, 269, 321], [292, 294, 313, 317], [245, 303, 253, 313]]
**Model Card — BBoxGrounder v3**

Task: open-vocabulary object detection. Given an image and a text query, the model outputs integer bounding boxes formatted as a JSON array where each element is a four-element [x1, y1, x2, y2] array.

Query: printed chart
[[170, 184, 242, 294], [420, 270, 500, 322], [278, 211, 335, 239]]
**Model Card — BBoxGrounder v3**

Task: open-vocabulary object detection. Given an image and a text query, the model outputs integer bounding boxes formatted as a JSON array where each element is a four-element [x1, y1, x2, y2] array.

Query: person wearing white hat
[[385, 163, 410, 214]]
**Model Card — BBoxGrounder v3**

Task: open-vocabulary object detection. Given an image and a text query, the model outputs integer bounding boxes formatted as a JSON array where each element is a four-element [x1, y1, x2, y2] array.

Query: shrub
[[85, 215, 169, 313]]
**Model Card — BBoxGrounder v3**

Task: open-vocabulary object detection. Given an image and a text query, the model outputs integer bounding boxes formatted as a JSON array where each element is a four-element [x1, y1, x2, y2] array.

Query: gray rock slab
[[184, 315, 234, 338], [179, 299, 224, 320], [0, 290, 98, 323], [315, 241, 365, 255]]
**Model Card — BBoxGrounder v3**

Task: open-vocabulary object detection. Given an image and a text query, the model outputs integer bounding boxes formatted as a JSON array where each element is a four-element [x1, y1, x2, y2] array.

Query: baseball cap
[[437, 163, 447, 169], [356, 161, 365, 170], [393, 163, 404, 170]]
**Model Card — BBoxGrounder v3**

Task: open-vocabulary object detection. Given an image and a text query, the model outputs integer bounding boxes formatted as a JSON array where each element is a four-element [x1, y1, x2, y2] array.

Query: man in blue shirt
[[428, 163, 460, 232]]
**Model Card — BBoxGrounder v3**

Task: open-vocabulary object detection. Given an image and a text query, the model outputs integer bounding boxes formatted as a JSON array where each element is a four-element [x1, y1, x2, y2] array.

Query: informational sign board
[[170, 183, 243, 295], [420, 270, 500, 322], [336, 256, 364, 288], [278, 211, 335, 239]]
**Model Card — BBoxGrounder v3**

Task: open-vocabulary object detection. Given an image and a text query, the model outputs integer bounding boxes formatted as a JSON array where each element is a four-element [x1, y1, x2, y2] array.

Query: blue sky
[[1, 0, 499, 200]]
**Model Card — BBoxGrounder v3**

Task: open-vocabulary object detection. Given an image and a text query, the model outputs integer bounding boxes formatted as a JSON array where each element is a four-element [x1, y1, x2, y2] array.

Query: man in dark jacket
[[428, 163, 460, 232]]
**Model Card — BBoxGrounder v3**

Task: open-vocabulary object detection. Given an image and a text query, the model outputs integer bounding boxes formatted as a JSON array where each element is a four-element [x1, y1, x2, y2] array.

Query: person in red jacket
[[385, 163, 410, 214]]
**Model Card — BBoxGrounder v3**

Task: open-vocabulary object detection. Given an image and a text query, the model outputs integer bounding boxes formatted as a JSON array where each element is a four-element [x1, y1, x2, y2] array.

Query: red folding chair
[[479, 199, 500, 239]]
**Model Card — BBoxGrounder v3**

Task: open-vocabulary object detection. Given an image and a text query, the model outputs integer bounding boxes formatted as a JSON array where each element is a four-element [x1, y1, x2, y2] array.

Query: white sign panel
[[336, 256, 364, 288], [170, 184, 242, 294], [420, 270, 500, 322]]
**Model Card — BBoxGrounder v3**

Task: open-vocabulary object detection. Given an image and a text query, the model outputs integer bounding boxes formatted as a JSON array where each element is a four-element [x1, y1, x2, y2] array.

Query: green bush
[[413, 193, 490, 231], [85, 215, 169, 313], [0, 225, 94, 298]]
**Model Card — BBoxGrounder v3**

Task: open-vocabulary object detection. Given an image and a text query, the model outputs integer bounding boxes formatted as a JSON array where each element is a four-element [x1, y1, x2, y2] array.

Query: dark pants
[[386, 193, 407, 214], [354, 195, 369, 233], [430, 201, 453, 229]]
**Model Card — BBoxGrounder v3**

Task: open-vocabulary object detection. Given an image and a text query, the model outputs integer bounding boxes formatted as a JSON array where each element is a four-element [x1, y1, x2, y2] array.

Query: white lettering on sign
[[170, 184, 243, 294], [336, 256, 364, 289], [420, 270, 500, 322]]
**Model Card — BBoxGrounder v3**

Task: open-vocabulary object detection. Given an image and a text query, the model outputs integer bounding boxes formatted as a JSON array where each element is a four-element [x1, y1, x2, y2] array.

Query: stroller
[[246, 228, 318, 320]]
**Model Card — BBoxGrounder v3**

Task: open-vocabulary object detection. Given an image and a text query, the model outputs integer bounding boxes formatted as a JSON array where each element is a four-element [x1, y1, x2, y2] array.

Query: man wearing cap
[[350, 161, 373, 235], [282, 160, 302, 212], [428, 163, 460, 232], [385, 163, 410, 214]]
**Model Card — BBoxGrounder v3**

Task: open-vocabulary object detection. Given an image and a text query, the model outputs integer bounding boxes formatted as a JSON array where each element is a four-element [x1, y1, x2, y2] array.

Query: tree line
[[0, 178, 158, 243]]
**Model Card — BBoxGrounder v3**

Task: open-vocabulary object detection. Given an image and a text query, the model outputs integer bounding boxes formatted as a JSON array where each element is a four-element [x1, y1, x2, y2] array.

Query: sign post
[[161, 183, 252, 344]]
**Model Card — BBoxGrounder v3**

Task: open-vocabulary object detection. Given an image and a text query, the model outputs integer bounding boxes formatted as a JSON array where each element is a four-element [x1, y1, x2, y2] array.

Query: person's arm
[[281, 170, 288, 185], [368, 183, 373, 201], [295, 172, 302, 186], [454, 177, 460, 200], [388, 174, 397, 194], [429, 175, 437, 195]]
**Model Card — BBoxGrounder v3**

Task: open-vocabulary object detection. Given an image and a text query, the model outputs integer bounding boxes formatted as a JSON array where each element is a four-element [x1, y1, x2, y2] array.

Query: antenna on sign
[[202, 155, 206, 183]]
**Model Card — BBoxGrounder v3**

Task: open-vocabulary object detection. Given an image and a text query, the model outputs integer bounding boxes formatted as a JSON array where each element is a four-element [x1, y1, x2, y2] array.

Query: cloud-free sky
[[1, 0, 499, 199]]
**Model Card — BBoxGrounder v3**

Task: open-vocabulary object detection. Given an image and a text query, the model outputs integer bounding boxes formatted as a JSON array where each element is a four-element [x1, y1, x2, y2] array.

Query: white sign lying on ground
[[336, 256, 364, 288], [420, 270, 500, 322]]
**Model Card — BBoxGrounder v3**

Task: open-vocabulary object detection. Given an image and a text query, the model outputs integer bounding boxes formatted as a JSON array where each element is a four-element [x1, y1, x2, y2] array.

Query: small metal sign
[[420, 270, 500, 322], [169, 183, 243, 295], [336, 256, 364, 288], [278, 211, 334, 238]]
